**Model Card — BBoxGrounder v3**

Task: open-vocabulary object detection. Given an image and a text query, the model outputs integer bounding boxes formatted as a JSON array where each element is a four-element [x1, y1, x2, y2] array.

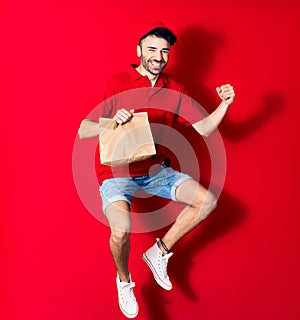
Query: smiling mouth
[[150, 60, 164, 69]]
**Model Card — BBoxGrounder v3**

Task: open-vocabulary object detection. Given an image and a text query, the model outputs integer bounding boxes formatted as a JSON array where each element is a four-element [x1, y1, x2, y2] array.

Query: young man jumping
[[78, 21, 235, 318]]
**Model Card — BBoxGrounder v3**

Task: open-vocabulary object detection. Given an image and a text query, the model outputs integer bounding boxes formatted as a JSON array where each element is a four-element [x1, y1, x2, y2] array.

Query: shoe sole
[[118, 302, 139, 319], [142, 253, 172, 290]]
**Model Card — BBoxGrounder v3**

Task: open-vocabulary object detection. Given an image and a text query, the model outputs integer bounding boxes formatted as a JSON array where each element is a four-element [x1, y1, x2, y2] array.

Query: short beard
[[141, 51, 166, 75]]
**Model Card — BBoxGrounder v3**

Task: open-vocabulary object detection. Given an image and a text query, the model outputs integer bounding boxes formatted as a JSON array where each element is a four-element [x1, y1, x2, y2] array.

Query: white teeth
[[151, 62, 161, 67]]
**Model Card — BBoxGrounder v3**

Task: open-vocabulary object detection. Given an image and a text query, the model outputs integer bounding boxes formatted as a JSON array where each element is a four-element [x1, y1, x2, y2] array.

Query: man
[[78, 21, 235, 318]]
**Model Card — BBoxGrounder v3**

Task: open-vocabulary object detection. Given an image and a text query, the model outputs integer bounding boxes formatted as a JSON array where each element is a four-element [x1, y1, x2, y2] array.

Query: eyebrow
[[147, 46, 170, 51]]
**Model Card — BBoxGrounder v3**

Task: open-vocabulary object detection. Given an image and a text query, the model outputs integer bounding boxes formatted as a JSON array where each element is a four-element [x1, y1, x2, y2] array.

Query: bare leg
[[105, 200, 132, 282], [159, 179, 217, 253]]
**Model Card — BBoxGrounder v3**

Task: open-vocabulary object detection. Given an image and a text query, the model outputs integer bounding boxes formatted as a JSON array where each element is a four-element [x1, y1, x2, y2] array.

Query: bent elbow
[[78, 126, 84, 139], [78, 119, 90, 139], [198, 128, 211, 137], [202, 131, 211, 137], [78, 123, 87, 139]]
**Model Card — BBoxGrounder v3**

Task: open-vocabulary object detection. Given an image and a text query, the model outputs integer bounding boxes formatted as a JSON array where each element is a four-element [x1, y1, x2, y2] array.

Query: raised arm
[[192, 84, 235, 137]]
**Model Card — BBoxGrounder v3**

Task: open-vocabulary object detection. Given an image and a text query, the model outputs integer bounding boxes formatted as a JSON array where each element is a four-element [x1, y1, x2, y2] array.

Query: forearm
[[78, 119, 101, 138], [78, 109, 134, 139], [192, 101, 230, 137]]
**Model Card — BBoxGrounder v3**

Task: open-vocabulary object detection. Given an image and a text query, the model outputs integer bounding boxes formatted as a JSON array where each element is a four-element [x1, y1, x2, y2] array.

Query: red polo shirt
[[96, 65, 204, 184]]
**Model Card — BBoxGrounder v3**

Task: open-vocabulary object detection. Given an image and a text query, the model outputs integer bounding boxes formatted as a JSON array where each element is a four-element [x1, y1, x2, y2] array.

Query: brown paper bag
[[99, 112, 156, 167]]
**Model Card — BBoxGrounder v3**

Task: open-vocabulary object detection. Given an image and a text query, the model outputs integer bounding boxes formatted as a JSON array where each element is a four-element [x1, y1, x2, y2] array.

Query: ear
[[136, 45, 141, 58]]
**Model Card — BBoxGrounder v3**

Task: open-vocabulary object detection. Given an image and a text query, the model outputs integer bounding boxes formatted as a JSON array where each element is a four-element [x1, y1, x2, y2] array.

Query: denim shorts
[[99, 166, 192, 213]]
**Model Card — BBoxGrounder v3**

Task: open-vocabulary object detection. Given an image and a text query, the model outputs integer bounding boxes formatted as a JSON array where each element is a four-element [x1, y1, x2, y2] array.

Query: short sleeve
[[175, 89, 205, 127], [101, 79, 117, 118]]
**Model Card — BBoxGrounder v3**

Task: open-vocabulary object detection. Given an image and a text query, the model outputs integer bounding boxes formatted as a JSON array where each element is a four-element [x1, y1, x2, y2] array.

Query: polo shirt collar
[[128, 64, 168, 87]]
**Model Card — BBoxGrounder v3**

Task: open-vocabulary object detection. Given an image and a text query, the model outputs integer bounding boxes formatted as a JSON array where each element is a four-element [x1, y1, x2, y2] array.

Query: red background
[[1, 0, 300, 319]]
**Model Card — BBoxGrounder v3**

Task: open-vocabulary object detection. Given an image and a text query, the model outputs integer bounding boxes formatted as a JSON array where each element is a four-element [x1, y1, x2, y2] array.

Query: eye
[[148, 49, 155, 52], [162, 50, 169, 54]]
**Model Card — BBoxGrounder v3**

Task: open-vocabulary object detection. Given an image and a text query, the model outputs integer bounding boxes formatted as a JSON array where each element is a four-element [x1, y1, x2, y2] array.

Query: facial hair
[[141, 53, 167, 76]]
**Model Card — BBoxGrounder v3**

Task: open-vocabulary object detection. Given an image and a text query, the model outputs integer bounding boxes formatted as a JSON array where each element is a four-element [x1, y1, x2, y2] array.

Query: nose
[[154, 50, 163, 61]]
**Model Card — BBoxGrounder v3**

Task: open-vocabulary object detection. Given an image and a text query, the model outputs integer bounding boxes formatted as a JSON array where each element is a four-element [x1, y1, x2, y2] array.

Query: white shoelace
[[120, 282, 136, 306], [159, 254, 170, 278]]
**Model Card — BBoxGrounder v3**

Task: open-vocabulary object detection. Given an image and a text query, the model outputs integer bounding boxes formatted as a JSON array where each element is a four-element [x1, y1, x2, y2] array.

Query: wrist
[[220, 100, 231, 109]]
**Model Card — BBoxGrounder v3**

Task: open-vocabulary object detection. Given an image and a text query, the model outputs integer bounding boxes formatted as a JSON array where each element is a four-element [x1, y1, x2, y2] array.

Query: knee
[[194, 192, 218, 221], [207, 193, 218, 212], [110, 230, 130, 247]]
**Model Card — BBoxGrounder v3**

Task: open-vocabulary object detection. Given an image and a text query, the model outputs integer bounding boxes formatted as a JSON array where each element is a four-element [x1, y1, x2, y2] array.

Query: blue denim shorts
[[99, 166, 192, 213]]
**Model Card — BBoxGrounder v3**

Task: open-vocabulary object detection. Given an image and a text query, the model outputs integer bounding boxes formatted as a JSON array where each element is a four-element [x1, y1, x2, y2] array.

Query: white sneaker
[[142, 238, 173, 290], [116, 274, 139, 318]]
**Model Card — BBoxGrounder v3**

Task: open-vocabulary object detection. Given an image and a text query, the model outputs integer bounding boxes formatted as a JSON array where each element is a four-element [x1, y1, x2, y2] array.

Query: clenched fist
[[216, 84, 235, 107]]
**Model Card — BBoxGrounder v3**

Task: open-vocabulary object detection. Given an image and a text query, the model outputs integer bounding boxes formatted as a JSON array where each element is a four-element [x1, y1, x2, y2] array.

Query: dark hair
[[139, 27, 177, 46]]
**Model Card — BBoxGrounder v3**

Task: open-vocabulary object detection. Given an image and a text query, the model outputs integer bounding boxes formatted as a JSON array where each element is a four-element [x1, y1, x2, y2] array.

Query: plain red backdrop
[[1, 0, 300, 319]]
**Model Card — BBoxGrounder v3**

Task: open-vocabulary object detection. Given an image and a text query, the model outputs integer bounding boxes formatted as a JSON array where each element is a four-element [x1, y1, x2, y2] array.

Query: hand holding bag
[[99, 112, 156, 167]]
